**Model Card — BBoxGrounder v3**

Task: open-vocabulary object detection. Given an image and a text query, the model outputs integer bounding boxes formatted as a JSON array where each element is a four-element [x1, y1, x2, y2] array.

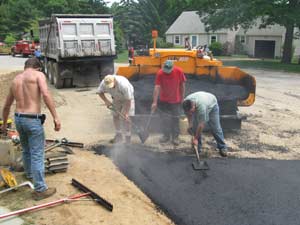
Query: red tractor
[[11, 40, 36, 57]]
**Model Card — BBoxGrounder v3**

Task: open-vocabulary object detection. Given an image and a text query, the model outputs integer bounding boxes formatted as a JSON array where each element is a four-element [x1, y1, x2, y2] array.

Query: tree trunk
[[281, 24, 294, 64]]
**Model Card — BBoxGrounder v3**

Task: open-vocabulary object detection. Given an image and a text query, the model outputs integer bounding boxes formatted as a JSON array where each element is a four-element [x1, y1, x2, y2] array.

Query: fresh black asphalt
[[94, 144, 300, 225]]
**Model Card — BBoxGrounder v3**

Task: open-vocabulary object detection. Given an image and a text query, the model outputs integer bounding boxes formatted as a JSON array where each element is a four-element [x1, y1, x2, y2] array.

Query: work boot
[[219, 148, 228, 157], [172, 137, 180, 146], [125, 136, 131, 144], [109, 133, 123, 144], [159, 135, 170, 144], [33, 187, 56, 201]]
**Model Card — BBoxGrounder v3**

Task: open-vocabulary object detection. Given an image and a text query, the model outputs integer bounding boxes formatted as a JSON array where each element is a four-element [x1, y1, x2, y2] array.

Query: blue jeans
[[192, 104, 227, 152], [15, 116, 47, 192]]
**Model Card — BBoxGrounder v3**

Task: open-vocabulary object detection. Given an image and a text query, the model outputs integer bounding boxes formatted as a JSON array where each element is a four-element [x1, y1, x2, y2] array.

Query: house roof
[[237, 19, 285, 36], [166, 11, 227, 35]]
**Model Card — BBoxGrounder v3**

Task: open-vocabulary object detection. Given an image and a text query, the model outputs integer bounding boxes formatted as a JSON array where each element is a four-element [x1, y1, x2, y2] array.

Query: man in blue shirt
[[182, 91, 227, 157]]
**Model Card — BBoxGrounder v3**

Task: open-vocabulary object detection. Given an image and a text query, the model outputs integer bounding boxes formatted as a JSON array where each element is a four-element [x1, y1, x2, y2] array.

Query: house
[[165, 11, 236, 50], [236, 22, 285, 58], [166, 11, 300, 58]]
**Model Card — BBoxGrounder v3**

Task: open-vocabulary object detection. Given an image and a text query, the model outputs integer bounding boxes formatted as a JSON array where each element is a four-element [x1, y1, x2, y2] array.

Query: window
[[95, 24, 110, 35], [210, 35, 217, 44], [80, 23, 94, 36], [240, 35, 245, 44], [191, 35, 197, 47], [62, 24, 77, 36], [175, 35, 180, 45]]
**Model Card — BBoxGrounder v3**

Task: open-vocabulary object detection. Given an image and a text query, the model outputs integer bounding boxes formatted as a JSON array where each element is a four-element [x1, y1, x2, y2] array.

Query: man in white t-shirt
[[97, 74, 135, 144]]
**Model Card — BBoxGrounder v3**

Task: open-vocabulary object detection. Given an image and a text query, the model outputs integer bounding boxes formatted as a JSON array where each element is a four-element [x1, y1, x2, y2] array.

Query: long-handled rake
[[0, 179, 113, 220]]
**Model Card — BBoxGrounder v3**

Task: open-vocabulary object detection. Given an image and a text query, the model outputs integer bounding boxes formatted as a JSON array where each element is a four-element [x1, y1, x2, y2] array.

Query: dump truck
[[38, 14, 116, 88], [117, 35, 256, 130]]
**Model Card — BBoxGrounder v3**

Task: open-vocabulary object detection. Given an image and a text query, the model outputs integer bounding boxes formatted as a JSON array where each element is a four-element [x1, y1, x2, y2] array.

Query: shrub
[[222, 41, 234, 56], [234, 39, 247, 55], [209, 42, 222, 56], [151, 37, 174, 48], [4, 34, 16, 47]]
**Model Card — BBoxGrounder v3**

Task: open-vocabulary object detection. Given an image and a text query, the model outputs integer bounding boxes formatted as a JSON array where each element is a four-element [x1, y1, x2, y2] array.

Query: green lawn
[[115, 51, 128, 63], [222, 58, 300, 73]]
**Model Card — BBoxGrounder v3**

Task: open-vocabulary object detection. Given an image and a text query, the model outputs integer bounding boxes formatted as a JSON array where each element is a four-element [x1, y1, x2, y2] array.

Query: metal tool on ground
[[71, 178, 113, 212], [45, 137, 83, 154], [0, 192, 91, 220], [45, 152, 68, 173], [0, 179, 113, 220], [139, 110, 154, 144], [46, 138, 84, 148], [191, 142, 209, 170], [0, 181, 34, 195], [108, 105, 148, 144]]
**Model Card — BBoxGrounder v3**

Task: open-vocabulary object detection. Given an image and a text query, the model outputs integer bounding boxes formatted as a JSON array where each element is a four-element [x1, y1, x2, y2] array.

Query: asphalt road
[[0, 55, 27, 73], [95, 144, 300, 225]]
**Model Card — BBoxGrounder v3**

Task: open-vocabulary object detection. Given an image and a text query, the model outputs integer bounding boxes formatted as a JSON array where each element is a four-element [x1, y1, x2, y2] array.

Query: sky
[[106, 0, 120, 7]]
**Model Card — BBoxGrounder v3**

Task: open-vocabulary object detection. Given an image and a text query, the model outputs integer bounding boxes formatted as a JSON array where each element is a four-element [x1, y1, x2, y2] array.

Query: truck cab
[[11, 40, 35, 57]]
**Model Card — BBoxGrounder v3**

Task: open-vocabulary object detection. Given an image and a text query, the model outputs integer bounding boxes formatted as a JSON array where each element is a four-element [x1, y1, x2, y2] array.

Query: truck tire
[[48, 61, 54, 84], [44, 60, 49, 79], [60, 69, 73, 88], [53, 62, 64, 89]]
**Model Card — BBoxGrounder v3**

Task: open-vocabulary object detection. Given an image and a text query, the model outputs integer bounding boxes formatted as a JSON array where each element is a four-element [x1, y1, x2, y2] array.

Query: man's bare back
[[2, 58, 61, 132], [13, 68, 44, 114]]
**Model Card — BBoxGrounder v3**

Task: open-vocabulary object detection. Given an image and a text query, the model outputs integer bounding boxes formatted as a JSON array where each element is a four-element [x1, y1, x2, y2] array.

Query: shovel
[[192, 141, 209, 170], [138, 110, 155, 144], [108, 105, 148, 144]]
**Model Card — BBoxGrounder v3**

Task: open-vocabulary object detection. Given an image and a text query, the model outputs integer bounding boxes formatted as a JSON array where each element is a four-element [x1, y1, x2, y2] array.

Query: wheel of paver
[[52, 62, 64, 89], [48, 61, 55, 84]]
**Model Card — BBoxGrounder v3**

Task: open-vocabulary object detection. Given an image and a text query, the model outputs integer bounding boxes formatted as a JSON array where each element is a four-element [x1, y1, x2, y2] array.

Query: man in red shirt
[[151, 60, 186, 145]]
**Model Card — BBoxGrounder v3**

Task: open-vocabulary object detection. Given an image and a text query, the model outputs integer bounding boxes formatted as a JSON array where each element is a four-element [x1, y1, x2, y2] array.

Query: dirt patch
[[0, 72, 174, 225], [1, 67, 300, 224]]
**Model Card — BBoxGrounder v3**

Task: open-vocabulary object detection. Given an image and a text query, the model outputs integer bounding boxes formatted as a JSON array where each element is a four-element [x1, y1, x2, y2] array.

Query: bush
[[234, 40, 247, 55], [209, 42, 222, 56], [151, 37, 174, 48], [222, 41, 234, 56], [4, 34, 16, 47]]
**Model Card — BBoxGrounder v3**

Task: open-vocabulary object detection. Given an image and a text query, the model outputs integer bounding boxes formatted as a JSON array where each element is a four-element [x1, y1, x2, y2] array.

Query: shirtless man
[[1, 58, 61, 200]]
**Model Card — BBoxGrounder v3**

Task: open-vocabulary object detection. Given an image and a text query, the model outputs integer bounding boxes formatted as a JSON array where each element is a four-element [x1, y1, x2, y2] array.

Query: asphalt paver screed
[[131, 75, 248, 114], [94, 144, 300, 225]]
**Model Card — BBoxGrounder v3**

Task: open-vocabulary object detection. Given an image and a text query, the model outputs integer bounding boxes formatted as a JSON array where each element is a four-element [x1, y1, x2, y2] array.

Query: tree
[[6, 0, 36, 38], [0, 3, 9, 40], [4, 33, 16, 46], [194, 0, 300, 64]]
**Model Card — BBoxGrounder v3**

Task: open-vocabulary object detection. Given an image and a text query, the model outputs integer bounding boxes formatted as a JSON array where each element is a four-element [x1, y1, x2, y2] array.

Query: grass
[[222, 58, 300, 73], [115, 51, 128, 63]]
